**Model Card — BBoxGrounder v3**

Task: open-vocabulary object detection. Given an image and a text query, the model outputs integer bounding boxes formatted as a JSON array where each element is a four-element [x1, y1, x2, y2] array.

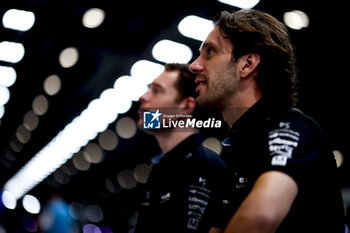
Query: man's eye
[[207, 48, 215, 56], [151, 87, 160, 94]]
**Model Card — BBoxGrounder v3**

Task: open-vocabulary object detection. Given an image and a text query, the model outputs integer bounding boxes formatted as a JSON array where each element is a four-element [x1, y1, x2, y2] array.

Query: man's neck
[[154, 130, 197, 155], [222, 89, 262, 128], [221, 107, 248, 128]]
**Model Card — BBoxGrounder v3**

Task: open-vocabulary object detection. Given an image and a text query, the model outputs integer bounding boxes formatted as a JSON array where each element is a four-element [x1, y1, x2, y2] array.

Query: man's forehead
[[200, 27, 232, 52], [199, 37, 217, 51], [152, 71, 178, 87]]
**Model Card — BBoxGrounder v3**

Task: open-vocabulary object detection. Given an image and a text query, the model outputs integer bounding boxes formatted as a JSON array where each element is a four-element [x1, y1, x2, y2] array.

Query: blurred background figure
[[38, 193, 78, 233]]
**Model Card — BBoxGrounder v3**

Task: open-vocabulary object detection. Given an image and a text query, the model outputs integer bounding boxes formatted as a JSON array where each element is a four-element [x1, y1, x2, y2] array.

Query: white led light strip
[[2, 60, 163, 205]]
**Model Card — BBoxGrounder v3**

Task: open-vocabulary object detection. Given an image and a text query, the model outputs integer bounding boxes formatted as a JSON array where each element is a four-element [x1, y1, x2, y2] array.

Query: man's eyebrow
[[149, 82, 165, 91], [199, 42, 208, 52], [199, 42, 218, 53]]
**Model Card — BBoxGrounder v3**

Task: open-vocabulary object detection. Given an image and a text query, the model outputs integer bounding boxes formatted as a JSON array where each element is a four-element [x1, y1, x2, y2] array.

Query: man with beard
[[189, 9, 345, 233]]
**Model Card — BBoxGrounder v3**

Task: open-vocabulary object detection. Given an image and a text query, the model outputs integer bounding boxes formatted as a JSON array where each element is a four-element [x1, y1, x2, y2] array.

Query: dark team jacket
[[134, 133, 227, 233], [216, 99, 345, 233]]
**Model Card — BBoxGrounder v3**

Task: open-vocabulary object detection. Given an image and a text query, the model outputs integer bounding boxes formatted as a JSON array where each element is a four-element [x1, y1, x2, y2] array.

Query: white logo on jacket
[[160, 192, 171, 203], [269, 122, 300, 166]]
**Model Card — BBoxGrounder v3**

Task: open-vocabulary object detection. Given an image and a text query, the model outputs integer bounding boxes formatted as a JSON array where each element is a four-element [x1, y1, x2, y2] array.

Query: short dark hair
[[214, 9, 298, 107], [164, 63, 197, 102]]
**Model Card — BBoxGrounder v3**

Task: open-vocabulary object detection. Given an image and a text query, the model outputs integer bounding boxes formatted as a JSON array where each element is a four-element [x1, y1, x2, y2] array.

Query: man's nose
[[139, 90, 149, 103], [189, 58, 204, 74]]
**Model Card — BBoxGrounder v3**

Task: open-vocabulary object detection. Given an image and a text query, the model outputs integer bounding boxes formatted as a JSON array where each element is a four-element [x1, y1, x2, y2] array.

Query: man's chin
[[196, 95, 222, 109], [196, 95, 210, 107], [137, 118, 158, 135], [137, 118, 144, 130], [137, 119, 149, 130]]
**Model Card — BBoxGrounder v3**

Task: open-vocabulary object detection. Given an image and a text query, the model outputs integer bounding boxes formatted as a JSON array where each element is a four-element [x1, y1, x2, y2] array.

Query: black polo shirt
[[134, 133, 227, 233], [218, 99, 345, 233]]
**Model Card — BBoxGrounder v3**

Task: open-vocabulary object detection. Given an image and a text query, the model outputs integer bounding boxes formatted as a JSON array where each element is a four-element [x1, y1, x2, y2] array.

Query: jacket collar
[[228, 98, 284, 135]]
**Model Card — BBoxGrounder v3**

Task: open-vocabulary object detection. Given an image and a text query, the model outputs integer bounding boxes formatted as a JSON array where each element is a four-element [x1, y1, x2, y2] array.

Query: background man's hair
[[164, 63, 197, 102]]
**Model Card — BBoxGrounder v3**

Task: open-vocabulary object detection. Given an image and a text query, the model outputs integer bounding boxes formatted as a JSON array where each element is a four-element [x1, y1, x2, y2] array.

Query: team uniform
[[215, 99, 345, 232], [134, 133, 227, 233]]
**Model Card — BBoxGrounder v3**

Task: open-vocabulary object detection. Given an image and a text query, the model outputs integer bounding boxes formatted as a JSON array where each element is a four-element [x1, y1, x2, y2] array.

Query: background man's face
[[138, 70, 181, 130]]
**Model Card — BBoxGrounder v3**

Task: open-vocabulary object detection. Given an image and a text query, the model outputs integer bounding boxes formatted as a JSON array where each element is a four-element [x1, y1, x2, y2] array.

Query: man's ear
[[238, 53, 260, 79], [180, 96, 196, 115]]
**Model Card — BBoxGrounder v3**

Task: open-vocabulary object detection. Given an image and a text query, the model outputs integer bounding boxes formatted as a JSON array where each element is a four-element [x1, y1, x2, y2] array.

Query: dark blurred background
[[0, 0, 349, 232]]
